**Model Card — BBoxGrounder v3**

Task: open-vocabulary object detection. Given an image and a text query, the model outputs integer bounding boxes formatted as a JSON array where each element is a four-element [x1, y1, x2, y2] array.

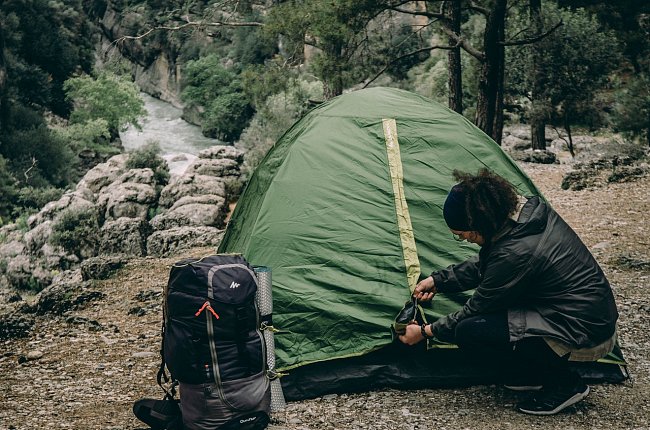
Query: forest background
[[0, 0, 648, 230]]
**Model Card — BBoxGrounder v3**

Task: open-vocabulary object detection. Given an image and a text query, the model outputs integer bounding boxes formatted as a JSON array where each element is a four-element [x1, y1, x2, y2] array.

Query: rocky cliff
[[96, 1, 196, 107], [0, 145, 244, 300]]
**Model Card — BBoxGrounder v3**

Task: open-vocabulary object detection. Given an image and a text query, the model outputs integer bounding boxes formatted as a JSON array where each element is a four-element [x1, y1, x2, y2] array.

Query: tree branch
[[363, 42, 459, 88], [502, 20, 563, 46], [113, 17, 263, 44], [23, 157, 37, 184], [439, 25, 485, 61], [467, 2, 490, 16], [389, 6, 444, 19], [389, 4, 485, 61]]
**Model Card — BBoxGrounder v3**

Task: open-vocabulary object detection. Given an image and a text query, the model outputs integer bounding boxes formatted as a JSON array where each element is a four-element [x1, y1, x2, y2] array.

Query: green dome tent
[[218, 87, 626, 399]]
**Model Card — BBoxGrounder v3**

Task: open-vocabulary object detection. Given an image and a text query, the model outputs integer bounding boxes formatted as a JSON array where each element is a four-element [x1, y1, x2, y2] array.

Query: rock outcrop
[[0, 145, 244, 297]]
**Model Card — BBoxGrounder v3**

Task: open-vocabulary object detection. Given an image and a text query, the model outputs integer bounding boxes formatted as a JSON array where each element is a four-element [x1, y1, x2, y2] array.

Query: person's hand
[[413, 276, 436, 302], [398, 322, 424, 345]]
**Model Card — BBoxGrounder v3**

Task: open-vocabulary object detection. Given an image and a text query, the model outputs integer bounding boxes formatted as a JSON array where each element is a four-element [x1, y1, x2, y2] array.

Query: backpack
[[158, 254, 271, 430]]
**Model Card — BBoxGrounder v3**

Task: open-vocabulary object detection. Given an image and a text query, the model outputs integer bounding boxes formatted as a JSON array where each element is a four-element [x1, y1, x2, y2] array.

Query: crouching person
[[399, 169, 618, 415]]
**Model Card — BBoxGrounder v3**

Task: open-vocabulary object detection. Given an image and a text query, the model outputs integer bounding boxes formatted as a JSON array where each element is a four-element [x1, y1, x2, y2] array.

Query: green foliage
[[49, 206, 100, 258], [1, 124, 76, 188], [181, 55, 254, 142], [240, 63, 293, 110], [613, 73, 650, 145], [0, 155, 18, 223], [15, 212, 33, 233], [17, 186, 65, 209], [202, 93, 254, 142], [64, 71, 145, 136], [52, 118, 116, 155], [406, 56, 448, 105], [0, 0, 95, 115], [508, 6, 620, 129], [237, 78, 323, 176], [126, 141, 170, 186], [266, 0, 408, 97], [230, 18, 277, 66]]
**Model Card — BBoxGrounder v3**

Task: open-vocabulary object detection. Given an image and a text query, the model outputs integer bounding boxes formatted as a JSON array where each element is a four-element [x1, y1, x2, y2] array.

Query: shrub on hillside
[[126, 142, 170, 186], [181, 55, 254, 142], [49, 207, 100, 259]]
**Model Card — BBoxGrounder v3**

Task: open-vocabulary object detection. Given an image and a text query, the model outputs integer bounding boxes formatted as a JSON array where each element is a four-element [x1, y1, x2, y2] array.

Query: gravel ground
[[1, 162, 649, 430]]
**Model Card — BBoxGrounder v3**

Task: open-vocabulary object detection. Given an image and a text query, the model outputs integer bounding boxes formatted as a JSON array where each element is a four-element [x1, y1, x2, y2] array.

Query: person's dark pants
[[454, 313, 583, 388]]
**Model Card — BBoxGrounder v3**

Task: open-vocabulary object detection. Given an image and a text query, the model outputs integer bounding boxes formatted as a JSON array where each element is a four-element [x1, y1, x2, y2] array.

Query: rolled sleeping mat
[[254, 266, 286, 412]]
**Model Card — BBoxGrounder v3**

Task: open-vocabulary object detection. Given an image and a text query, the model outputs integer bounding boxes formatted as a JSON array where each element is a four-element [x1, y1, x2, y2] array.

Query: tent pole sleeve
[[382, 118, 421, 293]]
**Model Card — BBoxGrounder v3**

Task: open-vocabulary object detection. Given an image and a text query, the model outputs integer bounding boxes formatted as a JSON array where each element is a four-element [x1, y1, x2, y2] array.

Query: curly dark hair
[[453, 168, 519, 241]]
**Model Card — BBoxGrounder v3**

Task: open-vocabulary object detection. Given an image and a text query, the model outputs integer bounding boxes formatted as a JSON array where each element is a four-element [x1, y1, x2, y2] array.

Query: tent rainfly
[[218, 87, 627, 400]]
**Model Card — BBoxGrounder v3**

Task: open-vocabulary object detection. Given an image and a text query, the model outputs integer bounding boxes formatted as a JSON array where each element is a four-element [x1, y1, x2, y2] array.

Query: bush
[[64, 71, 146, 138], [181, 55, 254, 142], [613, 73, 650, 146], [0, 156, 18, 224], [202, 93, 254, 142], [1, 126, 76, 188], [237, 78, 323, 177], [16, 187, 65, 211], [53, 118, 114, 153], [49, 207, 100, 259], [126, 141, 170, 186]]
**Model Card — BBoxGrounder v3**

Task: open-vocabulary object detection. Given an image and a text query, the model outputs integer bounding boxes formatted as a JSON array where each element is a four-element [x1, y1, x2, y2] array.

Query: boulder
[[23, 221, 53, 253], [97, 181, 157, 221], [0, 223, 23, 244], [0, 310, 35, 340], [186, 158, 240, 177], [147, 226, 224, 257], [0, 240, 26, 262], [80, 255, 129, 280], [158, 174, 226, 208], [198, 145, 245, 162], [27, 190, 95, 229], [509, 149, 557, 164], [35, 279, 104, 316], [150, 202, 226, 231], [168, 194, 226, 212], [503, 124, 529, 141], [502, 134, 530, 151], [50, 269, 83, 285], [41, 243, 78, 272], [5, 255, 35, 290], [77, 153, 129, 194], [99, 217, 150, 256], [112, 168, 156, 186]]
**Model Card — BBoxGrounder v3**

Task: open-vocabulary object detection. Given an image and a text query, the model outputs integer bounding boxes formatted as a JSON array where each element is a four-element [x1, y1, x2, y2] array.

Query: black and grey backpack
[[157, 254, 271, 430]]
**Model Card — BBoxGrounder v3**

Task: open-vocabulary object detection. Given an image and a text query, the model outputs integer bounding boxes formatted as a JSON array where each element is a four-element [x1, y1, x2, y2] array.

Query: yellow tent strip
[[382, 118, 421, 293]]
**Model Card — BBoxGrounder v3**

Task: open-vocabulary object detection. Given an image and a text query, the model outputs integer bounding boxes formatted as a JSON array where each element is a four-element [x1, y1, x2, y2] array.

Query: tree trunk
[[323, 43, 344, 100], [529, 0, 547, 150], [0, 27, 7, 132], [531, 120, 546, 150], [474, 0, 507, 144], [446, 0, 463, 113], [564, 111, 575, 157], [492, 17, 505, 144], [323, 79, 342, 99]]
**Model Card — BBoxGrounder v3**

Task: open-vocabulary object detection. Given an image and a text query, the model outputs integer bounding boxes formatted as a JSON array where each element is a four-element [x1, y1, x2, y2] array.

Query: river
[[120, 93, 224, 174]]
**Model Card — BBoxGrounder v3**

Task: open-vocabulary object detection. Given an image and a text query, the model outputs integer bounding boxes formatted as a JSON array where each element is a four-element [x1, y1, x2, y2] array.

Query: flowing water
[[120, 93, 224, 174]]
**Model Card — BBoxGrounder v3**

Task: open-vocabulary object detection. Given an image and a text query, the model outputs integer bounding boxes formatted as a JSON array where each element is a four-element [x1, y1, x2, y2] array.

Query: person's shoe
[[517, 384, 590, 415], [133, 397, 181, 429]]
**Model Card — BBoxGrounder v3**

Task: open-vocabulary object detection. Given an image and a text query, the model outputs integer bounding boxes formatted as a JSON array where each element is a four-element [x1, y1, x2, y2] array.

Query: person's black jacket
[[431, 196, 618, 348]]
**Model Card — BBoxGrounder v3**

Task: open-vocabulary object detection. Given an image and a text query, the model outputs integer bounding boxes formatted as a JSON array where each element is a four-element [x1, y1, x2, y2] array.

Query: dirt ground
[[1, 162, 649, 430]]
